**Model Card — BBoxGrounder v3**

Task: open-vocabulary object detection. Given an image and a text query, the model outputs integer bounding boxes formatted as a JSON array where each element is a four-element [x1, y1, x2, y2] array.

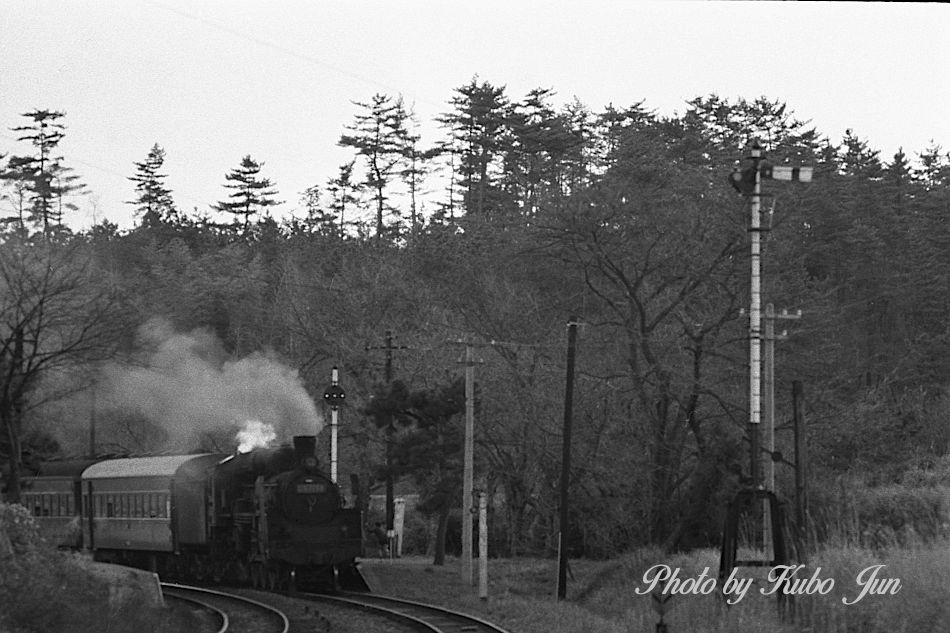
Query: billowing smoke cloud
[[96, 318, 323, 452]]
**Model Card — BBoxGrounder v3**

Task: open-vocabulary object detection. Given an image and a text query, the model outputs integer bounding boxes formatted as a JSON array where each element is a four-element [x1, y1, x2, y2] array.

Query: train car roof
[[82, 454, 225, 480], [31, 459, 104, 479]]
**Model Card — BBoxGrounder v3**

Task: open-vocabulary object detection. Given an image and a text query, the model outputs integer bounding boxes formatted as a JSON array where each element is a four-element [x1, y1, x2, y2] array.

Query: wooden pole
[[462, 341, 475, 585], [793, 381, 807, 530], [557, 318, 578, 600], [478, 490, 488, 600]]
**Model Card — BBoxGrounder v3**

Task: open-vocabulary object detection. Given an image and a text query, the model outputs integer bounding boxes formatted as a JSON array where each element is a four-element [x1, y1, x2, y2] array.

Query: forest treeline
[[3, 80, 950, 556]]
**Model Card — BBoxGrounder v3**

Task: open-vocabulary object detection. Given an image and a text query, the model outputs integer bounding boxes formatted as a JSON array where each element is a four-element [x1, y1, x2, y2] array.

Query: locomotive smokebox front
[[293, 435, 318, 472]]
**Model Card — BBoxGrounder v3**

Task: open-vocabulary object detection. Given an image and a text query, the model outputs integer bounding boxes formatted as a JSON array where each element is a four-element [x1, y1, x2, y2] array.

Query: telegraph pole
[[88, 379, 97, 457], [793, 381, 807, 530], [478, 489, 488, 600], [763, 305, 802, 493], [366, 331, 408, 551], [462, 340, 475, 585], [447, 337, 477, 584], [448, 337, 535, 588], [557, 318, 578, 600]]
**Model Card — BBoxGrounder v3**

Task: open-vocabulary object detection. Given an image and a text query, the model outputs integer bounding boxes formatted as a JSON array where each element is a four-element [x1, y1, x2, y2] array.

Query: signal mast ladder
[[718, 488, 795, 611]]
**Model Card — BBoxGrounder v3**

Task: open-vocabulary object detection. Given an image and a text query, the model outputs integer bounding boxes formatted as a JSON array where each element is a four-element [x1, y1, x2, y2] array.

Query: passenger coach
[[20, 458, 100, 548], [81, 454, 225, 566]]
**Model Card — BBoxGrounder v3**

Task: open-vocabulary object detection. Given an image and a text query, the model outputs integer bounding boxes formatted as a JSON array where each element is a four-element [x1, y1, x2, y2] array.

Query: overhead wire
[[143, 0, 426, 105]]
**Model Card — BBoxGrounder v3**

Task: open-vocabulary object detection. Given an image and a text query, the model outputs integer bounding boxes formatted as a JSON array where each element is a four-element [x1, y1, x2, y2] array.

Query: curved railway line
[[161, 583, 290, 633], [301, 591, 514, 633]]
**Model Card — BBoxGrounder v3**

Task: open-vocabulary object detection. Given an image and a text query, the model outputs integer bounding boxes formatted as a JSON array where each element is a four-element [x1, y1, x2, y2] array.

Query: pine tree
[[505, 88, 582, 216], [339, 94, 407, 239], [915, 142, 950, 190], [1, 109, 85, 234], [438, 78, 512, 217], [128, 143, 177, 227], [325, 160, 359, 239], [295, 184, 342, 236], [397, 105, 441, 231], [215, 155, 280, 234]]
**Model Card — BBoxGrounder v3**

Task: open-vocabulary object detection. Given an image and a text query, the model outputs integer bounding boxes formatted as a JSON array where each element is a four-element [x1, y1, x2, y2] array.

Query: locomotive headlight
[[303, 456, 317, 470]]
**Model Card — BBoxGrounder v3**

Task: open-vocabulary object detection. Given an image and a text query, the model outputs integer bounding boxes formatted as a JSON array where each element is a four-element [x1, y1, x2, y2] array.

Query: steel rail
[[303, 591, 513, 633], [161, 583, 290, 633], [162, 590, 229, 633]]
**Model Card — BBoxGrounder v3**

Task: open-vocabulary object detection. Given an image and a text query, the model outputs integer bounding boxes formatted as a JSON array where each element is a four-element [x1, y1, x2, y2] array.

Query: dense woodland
[[2, 80, 950, 557]]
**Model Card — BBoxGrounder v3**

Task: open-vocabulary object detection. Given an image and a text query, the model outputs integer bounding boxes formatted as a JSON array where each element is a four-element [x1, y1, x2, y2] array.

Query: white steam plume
[[97, 318, 323, 452]]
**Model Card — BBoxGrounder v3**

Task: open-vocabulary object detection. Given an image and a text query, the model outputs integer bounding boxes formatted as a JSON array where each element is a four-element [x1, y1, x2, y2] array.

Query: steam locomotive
[[20, 436, 363, 590]]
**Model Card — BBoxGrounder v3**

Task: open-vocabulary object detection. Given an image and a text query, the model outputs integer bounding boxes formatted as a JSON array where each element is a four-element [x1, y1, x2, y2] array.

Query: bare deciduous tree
[[0, 237, 122, 501]]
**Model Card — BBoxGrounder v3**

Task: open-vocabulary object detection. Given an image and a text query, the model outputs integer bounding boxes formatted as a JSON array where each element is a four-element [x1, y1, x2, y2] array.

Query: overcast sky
[[2, 1, 948, 230]]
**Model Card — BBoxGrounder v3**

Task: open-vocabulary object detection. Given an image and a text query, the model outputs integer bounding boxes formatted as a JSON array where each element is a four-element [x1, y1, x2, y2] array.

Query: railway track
[[301, 591, 513, 633], [161, 583, 290, 633]]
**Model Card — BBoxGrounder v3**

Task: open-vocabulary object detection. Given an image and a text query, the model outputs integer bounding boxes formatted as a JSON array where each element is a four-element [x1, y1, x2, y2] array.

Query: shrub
[[809, 479, 950, 548], [0, 502, 186, 633]]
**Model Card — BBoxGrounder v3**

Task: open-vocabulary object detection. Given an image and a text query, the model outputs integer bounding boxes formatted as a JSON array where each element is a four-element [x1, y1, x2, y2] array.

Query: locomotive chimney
[[293, 435, 317, 467]]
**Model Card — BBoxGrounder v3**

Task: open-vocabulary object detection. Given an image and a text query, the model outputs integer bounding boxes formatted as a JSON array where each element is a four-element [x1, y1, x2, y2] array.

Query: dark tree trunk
[[433, 503, 451, 566]]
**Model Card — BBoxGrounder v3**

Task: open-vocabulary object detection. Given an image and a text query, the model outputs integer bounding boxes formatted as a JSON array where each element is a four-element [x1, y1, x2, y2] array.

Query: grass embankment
[[361, 545, 946, 633], [0, 503, 194, 633]]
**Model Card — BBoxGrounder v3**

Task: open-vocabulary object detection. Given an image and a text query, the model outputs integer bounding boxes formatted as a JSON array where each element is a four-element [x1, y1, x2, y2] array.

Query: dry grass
[[361, 543, 945, 633]]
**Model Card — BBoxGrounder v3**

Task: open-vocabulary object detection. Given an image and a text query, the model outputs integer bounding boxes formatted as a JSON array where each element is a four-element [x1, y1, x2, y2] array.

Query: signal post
[[722, 141, 812, 591]]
